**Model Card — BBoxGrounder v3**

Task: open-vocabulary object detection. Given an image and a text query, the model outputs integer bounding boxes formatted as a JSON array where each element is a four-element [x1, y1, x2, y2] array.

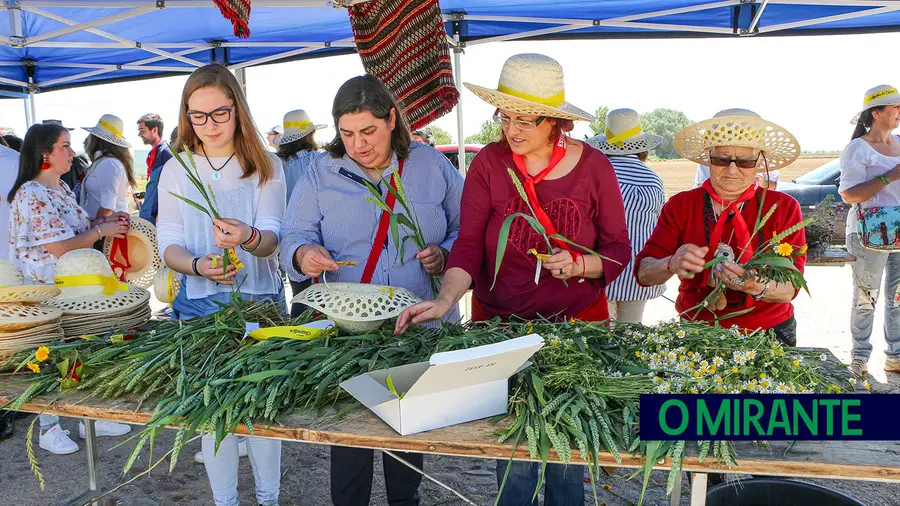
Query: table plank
[[807, 246, 856, 266]]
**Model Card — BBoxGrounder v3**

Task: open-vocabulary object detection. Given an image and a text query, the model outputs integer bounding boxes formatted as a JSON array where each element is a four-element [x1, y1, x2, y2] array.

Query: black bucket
[[705, 478, 864, 506]]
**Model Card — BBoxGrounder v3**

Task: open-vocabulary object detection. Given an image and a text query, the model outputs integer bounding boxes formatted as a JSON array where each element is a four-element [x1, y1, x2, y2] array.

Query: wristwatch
[[752, 282, 770, 302]]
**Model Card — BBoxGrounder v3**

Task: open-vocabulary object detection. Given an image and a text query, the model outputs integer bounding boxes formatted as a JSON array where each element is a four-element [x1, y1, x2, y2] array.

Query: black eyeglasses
[[186, 106, 234, 126], [707, 151, 761, 169]]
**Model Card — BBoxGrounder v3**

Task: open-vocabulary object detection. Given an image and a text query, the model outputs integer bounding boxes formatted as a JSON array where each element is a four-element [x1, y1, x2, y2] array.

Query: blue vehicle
[[778, 159, 849, 244]]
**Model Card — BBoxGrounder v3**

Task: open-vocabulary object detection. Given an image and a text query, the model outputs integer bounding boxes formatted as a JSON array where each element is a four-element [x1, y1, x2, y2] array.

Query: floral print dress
[[9, 181, 91, 284]]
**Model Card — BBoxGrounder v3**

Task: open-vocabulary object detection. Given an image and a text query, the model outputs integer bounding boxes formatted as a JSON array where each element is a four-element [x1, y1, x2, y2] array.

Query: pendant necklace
[[203, 150, 235, 181]]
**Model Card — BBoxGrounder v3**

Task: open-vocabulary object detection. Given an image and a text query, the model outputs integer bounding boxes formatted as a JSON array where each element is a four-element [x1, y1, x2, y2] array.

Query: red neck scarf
[[146, 142, 159, 180], [701, 179, 758, 283], [511, 136, 580, 261]]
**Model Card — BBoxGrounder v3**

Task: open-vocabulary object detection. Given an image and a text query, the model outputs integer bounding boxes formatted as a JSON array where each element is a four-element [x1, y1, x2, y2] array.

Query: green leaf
[[385, 374, 403, 399], [168, 192, 212, 218], [56, 358, 69, 378], [210, 369, 293, 386], [365, 196, 392, 214], [744, 256, 799, 271], [492, 212, 547, 290], [548, 234, 623, 265]]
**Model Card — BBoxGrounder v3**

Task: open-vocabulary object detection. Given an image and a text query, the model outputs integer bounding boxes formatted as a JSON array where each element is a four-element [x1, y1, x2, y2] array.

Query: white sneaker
[[39, 424, 79, 455], [79, 420, 132, 438], [194, 438, 249, 464]]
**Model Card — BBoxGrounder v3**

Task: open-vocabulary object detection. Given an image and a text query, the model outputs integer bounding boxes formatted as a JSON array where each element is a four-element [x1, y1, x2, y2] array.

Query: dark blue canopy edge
[[0, 0, 897, 95]]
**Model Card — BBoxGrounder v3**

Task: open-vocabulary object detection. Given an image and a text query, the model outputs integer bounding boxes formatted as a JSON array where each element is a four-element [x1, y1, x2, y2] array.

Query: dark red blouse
[[446, 141, 631, 320]]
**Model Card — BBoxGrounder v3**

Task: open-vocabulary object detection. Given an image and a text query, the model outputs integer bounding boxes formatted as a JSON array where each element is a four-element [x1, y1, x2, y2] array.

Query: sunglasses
[[492, 112, 545, 131], [707, 151, 761, 169]]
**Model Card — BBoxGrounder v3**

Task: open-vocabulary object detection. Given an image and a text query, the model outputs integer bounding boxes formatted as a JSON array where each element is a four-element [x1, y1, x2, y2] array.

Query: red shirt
[[447, 141, 631, 321], [634, 187, 806, 330]]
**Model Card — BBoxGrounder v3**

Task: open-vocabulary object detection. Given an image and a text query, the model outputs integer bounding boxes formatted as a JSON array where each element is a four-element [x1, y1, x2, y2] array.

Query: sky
[[0, 31, 897, 154]]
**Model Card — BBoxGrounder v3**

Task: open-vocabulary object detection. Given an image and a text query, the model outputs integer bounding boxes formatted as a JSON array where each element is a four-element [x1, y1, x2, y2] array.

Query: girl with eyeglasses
[[156, 63, 286, 506], [635, 109, 806, 347]]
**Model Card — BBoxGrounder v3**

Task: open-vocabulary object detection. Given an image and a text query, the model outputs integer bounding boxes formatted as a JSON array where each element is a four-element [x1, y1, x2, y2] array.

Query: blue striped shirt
[[279, 143, 463, 320], [605, 155, 666, 302], [282, 150, 319, 203]]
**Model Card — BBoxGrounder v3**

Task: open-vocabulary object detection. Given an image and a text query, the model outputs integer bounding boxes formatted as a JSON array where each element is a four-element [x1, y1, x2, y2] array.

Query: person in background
[[588, 108, 666, 323], [8, 123, 131, 455], [81, 114, 136, 220], [273, 109, 325, 316], [266, 125, 282, 150], [137, 113, 173, 224], [838, 85, 900, 377], [157, 63, 285, 506], [170, 126, 179, 146], [410, 128, 435, 147], [0, 135, 18, 441], [3, 135, 22, 152], [0, 127, 15, 137]]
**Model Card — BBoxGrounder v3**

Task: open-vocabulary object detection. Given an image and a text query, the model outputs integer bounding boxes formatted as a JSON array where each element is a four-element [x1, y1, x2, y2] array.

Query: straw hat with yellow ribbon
[[588, 108, 662, 156], [674, 108, 800, 172], [102, 216, 161, 289], [153, 267, 181, 304], [82, 114, 131, 148], [0, 260, 60, 303], [851, 85, 900, 124], [274, 109, 326, 145], [46, 249, 150, 315], [464, 54, 594, 122]]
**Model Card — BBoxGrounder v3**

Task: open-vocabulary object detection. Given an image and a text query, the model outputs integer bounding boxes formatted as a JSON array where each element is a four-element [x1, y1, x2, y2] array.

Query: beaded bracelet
[[191, 257, 201, 276]]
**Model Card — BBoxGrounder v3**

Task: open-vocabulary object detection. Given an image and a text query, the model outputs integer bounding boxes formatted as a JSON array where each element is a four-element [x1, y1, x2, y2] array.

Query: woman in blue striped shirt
[[588, 108, 666, 323]]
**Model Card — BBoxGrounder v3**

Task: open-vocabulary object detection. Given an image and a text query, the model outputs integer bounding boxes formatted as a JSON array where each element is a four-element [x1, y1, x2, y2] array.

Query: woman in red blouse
[[396, 54, 630, 506], [635, 109, 806, 345]]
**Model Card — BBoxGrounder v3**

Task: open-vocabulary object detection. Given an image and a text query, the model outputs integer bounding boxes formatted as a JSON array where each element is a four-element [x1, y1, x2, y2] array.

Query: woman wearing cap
[[81, 114, 137, 220], [634, 109, 805, 345], [280, 74, 463, 506], [396, 53, 631, 506], [839, 85, 900, 377], [156, 63, 286, 506], [588, 108, 665, 323], [274, 109, 325, 316], [8, 123, 131, 456]]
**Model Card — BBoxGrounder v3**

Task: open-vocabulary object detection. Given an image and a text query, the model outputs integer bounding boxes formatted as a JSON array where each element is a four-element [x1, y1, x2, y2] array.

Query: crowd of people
[[0, 52, 896, 505]]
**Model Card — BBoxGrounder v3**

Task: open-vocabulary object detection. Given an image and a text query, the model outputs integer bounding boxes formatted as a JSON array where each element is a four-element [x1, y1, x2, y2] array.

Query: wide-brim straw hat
[[588, 108, 663, 156], [0, 322, 64, 358], [46, 249, 150, 315], [0, 303, 61, 332], [82, 114, 131, 148], [275, 109, 326, 145], [0, 260, 60, 303], [464, 53, 594, 122], [291, 282, 421, 333], [674, 108, 800, 171], [851, 85, 900, 124], [102, 217, 161, 289], [153, 267, 181, 304], [60, 304, 152, 337]]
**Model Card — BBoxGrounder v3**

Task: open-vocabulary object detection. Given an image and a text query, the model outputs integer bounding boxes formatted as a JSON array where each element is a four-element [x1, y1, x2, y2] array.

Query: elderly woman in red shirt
[[635, 109, 806, 345], [396, 53, 630, 506]]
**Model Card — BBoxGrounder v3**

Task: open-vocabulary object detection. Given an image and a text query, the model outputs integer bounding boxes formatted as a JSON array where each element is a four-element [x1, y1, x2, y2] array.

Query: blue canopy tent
[[0, 0, 897, 167]]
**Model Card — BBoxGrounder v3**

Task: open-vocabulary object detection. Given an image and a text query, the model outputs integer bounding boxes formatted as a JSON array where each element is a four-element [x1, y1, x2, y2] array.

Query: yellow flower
[[793, 359, 800, 367], [774, 243, 794, 257], [759, 373, 767, 379], [732, 367, 739, 374], [35, 346, 49, 362], [27, 362, 40, 374], [799, 245, 808, 255], [602, 484, 612, 491], [716, 386, 725, 393]]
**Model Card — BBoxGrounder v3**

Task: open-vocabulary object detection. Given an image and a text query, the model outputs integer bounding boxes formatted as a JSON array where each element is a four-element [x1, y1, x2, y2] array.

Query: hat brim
[[274, 124, 327, 145], [102, 217, 160, 289], [0, 285, 61, 304], [850, 96, 900, 124], [46, 284, 150, 315], [463, 83, 594, 122], [82, 127, 131, 148], [588, 133, 664, 156], [674, 115, 800, 171]]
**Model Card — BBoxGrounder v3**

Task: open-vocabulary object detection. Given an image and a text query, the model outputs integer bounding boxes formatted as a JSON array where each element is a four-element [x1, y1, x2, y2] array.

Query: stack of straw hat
[[45, 249, 152, 338], [0, 261, 63, 360]]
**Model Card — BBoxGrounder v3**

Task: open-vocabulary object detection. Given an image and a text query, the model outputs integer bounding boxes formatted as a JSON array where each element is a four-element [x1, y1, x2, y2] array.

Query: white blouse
[[839, 136, 900, 236], [81, 154, 131, 218], [156, 151, 287, 299]]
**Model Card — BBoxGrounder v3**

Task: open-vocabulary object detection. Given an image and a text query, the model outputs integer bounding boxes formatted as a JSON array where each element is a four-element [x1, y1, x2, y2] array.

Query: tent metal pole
[[453, 33, 465, 176], [29, 86, 36, 124], [23, 96, 32, 127], [234, 67, 247, 95]]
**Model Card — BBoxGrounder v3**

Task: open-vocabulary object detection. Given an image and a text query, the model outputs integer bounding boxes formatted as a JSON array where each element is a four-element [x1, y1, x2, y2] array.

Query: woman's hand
[[296, 245, 338, 278], [196, 253, 237, 284], [97, 220, 128, 239], [542, 249, 579, 279], [416, 245, 446, 275], [394, 297, 455, 334], [714, 262, 764, 295], [212, 218, 252, 249], [668, 244, 709, 279]]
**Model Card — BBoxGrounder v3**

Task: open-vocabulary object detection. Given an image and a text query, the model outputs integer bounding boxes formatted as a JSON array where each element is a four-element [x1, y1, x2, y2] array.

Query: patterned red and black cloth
[[214, 0, 251, 39], [347, 0, 459, 130]]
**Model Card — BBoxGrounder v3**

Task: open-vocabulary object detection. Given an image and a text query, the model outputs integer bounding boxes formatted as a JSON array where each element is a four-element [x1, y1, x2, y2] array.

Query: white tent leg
[[234, 67, 247, 96], [23, 96, 32, 127], [29, 87, 36, 124], [453, 36, 465, 176]]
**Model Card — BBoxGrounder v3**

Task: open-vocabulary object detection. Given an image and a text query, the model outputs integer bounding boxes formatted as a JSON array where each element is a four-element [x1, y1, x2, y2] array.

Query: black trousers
[[289, 279, 313, 318], [330, 446, 423, 506]]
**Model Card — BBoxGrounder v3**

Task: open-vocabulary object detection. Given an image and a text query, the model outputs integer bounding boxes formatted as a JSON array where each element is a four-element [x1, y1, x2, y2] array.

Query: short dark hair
[[138, 113, 164, 137], [3, 135, 22, 152], [327, 75, 411, 160]]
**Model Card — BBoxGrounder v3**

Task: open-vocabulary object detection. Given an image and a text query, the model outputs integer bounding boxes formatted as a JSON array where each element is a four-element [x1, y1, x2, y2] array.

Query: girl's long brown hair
[[85, 135, 136, 188], [175, 64, 274, 186]]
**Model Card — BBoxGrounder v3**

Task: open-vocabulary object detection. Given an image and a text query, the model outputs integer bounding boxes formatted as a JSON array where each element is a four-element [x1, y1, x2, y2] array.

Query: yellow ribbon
[[605, 125, 643, 147], [249, 325, 328, 341], [166, 269, 177, 302], [284, 120, 313, 130], [864, 87, 898, 105], [497, 84, 565, 107], [54, 274, 129, 296], [99, 120, 123, 137]]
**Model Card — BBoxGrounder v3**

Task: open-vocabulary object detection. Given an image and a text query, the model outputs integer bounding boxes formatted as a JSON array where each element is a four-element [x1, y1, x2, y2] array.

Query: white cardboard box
[[340, 334, 544, 436]]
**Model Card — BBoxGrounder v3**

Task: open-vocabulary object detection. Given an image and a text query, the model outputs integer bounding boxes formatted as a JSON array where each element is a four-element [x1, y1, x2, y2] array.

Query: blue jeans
[[495, 460, 584, 506], [173, 284, 284, 506], [847, 233, 900, 360]]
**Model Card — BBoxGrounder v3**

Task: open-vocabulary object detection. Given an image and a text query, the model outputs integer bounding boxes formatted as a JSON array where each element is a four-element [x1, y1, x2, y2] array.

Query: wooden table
[[807, 245, 856, 266], [2, 383, 899, 506]]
